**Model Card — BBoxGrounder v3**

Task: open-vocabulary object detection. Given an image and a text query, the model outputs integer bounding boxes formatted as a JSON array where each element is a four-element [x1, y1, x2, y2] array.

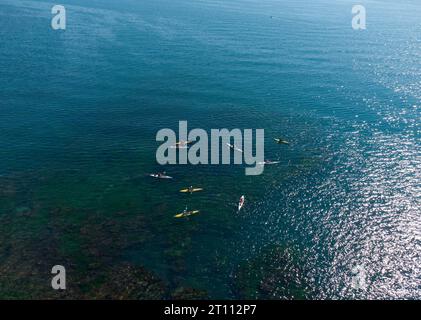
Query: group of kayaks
[[172, 193, 246, 219], [149, 137, 289, 218]]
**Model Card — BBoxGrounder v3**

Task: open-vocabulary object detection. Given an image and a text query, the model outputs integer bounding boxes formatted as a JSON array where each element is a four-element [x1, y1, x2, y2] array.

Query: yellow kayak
[[180, 188, 203, 193], [174, 210, 200, 218]]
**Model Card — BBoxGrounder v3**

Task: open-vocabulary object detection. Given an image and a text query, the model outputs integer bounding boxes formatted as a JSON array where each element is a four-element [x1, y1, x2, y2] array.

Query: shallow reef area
[[231, 244, 310, 300], [0, 174, 208, 299], [0, 167, 311, 300]]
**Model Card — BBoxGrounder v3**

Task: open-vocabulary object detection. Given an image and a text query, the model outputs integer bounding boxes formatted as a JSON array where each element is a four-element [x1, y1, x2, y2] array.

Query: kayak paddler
[[274, 138, 290, 145]]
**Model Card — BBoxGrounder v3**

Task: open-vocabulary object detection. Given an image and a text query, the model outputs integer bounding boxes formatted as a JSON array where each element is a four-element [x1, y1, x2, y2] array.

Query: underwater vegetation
[[231, 244, 310, 300], [0, 173, 208, 299], [0, 136, 320, 300]]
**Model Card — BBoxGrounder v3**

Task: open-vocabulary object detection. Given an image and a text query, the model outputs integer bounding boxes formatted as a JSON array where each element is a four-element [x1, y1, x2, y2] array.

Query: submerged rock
[[232, 244, 310, 300], [15, 206, 32, 216], [0, 178, 16, 197], [90, 264, 166, 300], [171, 287, 208, 300]]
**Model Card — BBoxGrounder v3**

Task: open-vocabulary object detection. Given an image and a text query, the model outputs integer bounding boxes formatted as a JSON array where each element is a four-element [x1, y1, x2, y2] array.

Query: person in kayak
[[238, 195, 245, 211], [274, 138, 290, 145], [188, 186, 194, 194], [175, 140, 192, 147], [158, 171, 166, 178]]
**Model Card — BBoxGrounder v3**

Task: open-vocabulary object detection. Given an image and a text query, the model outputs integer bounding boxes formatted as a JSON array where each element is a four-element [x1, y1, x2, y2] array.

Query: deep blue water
[[0, 0, 420, 299]]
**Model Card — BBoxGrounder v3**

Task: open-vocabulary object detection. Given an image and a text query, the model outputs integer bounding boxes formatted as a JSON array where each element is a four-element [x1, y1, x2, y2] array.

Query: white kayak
[[257, 161, 280, 165], [238, 195, 245, 211], [170, 141, 193, 149], [149, 174, 173, 179], [226, 143, 243, 153]]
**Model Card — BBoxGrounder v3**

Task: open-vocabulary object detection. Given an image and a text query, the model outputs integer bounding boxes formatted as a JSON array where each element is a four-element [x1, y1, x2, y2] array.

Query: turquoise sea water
[[0, 0, 420, 299]]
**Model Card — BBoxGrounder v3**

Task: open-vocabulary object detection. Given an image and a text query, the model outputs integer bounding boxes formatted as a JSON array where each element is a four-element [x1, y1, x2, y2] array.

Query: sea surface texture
[[0, 0, 420, 299]]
